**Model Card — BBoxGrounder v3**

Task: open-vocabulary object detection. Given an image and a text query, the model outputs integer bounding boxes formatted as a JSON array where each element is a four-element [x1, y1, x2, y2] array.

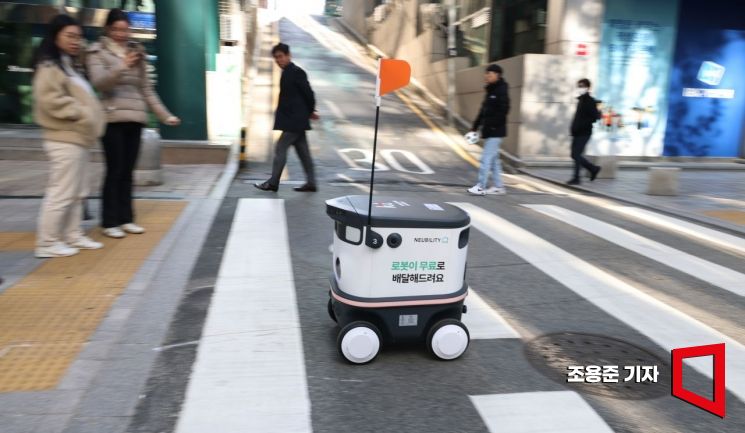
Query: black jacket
[[273, 62, 316, 132], [472, 79, 510, 138], [570, 93, 600, 137]]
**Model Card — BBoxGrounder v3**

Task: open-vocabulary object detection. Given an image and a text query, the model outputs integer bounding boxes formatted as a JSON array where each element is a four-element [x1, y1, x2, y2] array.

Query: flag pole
[[367, 59, 382, 227]]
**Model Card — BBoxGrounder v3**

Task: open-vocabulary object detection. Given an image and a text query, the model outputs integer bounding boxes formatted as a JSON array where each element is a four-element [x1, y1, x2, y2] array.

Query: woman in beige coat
[[86, 8, 180, 239], [33, 14, 106, 258]]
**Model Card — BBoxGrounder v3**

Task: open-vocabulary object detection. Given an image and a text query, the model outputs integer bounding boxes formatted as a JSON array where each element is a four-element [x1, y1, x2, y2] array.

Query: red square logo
[[671, 343, 726, 418]]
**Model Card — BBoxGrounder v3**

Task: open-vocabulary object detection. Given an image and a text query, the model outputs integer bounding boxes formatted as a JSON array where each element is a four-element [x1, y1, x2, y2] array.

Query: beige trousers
[[37, 141, 90, 247]]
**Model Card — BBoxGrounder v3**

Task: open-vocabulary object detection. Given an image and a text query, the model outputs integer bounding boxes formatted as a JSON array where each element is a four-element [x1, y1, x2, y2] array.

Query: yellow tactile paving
[[0, 200, 185, 392], [0, 232, 36, 251], [704, 210, 745, 226]]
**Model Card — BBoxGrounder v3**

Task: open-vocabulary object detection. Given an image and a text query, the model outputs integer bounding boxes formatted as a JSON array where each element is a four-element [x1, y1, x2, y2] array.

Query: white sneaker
[[121, 223, 145, 234], [35, 242, 79, 258], [69, 236, 104, 250], [467, 184, 486, 195], [102, 227, 126, 238], [486, 186, 506, 195]]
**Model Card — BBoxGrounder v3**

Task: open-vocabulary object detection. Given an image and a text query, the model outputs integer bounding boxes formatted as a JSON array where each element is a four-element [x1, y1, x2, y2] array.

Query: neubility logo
[[697, 61, 725, 86]]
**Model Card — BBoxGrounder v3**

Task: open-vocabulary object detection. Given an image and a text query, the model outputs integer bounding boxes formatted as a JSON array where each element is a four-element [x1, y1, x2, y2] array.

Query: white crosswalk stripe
[[451, 202, 745, 405], [470, 391, 615, 433], [175, 199, 311, 433], [608, 206, 745, 256], [523, 204, 745, 297], [462, 288, 520, 339]]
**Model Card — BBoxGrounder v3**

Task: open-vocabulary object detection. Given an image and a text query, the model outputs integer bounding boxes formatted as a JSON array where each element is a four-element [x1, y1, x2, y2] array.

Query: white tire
[[337, 321, 381, 364], [427, 319, 470, 360]]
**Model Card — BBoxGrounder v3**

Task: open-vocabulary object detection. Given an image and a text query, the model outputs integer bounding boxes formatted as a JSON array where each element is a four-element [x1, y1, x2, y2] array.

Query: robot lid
[[326, 195, 470, 229]]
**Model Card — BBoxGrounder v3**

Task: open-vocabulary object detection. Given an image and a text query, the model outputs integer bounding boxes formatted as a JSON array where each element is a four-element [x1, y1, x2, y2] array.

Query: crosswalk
[[174, 197, 745, 432], [454, 202, 745, 403], [522, 204, 745, 297], [176, 199, 311, 433]]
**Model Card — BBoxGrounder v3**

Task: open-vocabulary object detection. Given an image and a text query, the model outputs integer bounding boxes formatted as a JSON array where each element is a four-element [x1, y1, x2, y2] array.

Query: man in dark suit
[[255, 43, 319, 192], [568, 78, 601, 185]]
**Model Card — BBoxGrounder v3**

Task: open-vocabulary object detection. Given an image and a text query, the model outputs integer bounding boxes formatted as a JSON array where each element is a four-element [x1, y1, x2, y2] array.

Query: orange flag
[[376, 59, 411, 103]]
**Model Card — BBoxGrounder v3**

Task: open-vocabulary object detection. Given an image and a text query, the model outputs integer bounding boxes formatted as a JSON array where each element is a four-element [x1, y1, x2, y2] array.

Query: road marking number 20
[[337, 148, 434, 174]]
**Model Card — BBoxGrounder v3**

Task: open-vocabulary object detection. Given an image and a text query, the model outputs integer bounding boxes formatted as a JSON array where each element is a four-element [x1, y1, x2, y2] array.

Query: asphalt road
[[127, 16, 745, 433]]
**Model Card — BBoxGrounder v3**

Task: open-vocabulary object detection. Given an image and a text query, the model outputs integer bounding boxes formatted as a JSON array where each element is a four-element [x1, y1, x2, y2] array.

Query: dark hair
[[105, 8, 130, 27], [486, 63, 503, 75], [271, 43, 290, 55], [578, 78, 591, 88], [33, 14, 81, 74]]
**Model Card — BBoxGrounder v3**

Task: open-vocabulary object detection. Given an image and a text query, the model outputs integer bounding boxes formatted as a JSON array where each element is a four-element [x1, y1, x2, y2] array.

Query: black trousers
[[101, 122, 143, 228], [267, 131, 316, 187], [570, 135, 597, 181]]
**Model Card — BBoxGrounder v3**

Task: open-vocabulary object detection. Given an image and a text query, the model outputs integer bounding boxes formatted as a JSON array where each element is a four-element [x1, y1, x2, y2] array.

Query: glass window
[[0, 1, 159, 125], [489, 0, 547, 61], [3, 1, 61, 5], [0, 22, 44, 124], [65, 1, 154, 12], [457, 0, 491, 66]]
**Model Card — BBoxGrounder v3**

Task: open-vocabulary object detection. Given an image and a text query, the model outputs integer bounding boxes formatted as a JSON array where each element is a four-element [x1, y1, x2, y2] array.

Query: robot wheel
[[337, 321, 382, 364], [426, 318, 470, 360]]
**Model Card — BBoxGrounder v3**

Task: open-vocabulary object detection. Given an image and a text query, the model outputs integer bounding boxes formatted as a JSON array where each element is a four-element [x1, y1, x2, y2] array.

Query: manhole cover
[[524, 332, 671, 400]]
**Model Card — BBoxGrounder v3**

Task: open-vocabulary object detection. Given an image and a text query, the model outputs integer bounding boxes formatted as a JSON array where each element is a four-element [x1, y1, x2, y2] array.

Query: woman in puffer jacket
[[33, 14, 106, 258], [86, 8, 180, 239]]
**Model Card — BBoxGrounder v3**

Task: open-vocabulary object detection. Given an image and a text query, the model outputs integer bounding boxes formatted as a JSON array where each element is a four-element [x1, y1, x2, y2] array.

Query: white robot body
[[332, 225, 467, 300], [326, 195, 471, 363]]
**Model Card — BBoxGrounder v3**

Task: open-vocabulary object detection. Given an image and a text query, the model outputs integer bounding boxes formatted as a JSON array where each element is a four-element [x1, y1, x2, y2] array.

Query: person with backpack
[[568, 78, 601, 185]]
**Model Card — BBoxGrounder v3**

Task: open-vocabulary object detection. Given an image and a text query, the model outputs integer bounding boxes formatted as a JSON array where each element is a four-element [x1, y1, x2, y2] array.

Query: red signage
[[671, 343, 726, 418]]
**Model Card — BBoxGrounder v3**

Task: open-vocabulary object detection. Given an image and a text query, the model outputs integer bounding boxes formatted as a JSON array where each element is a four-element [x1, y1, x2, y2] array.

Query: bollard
[[595, 156, 618, 179], [647, 167, 680, 196], [134, 128, 163, 186], [239, 127, 247, 169]]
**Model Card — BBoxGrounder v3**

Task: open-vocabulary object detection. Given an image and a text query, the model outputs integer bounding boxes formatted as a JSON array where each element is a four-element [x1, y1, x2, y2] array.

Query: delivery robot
[[326, 195, 471, 364]]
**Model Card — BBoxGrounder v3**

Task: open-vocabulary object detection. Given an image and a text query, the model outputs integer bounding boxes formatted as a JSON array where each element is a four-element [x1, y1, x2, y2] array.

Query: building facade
[[0, 0, 252, 141], [341, 0, 745, 159]]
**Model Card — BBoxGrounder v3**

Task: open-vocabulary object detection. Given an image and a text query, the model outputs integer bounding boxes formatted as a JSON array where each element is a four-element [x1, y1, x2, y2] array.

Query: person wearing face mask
[[568, 78, 601, 185], [86, 9, 180, 239], [32, 14, 106, 258]]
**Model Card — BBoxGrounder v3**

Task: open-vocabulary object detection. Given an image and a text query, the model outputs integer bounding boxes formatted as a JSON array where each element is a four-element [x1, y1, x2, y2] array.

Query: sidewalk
[[0, 160, 224, 198], [0, 152, 233, 433], [0, 159, 226, 286], [521, 165, 745, 236]]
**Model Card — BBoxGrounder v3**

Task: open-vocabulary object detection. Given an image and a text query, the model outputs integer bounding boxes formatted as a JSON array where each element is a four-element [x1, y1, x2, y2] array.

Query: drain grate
[[524, 332, 671, 400]]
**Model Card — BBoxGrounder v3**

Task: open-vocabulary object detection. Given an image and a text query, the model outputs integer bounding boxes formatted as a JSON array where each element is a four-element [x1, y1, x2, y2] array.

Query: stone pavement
[[0, 159, 227, 290], [0, 153, 233, 432], [0, 160, 224, 198], [521, 165, 745, 236]]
